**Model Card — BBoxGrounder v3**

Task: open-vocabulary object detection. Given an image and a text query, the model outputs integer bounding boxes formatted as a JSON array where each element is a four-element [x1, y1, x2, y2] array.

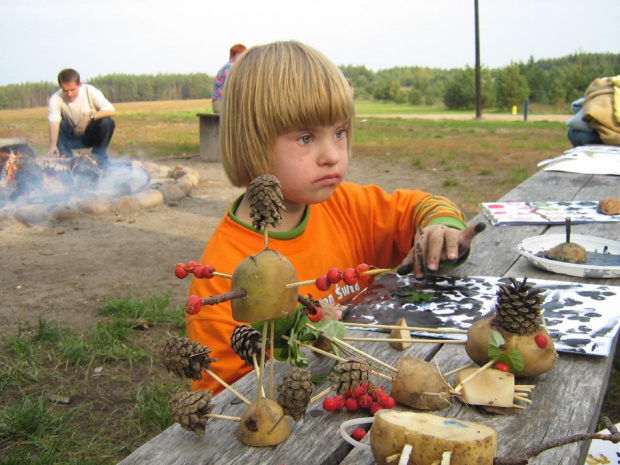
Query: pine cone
[[230, 324, 268, 366], [169, 390, 214, 437], [330, 359, 371, 394], [495, 277, 544, 335], [162, 337, 217, 380], [277, 367, 313, 421], [247, 174, 285, 231]]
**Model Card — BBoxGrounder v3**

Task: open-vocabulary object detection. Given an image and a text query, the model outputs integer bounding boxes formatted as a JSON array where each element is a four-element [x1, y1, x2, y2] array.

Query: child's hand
[[399, 222, 486, 278]]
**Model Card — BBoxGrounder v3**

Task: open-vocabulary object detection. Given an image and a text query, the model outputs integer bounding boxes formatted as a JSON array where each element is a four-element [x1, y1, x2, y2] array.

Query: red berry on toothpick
[[307, 306, 323, 323], [535, 333, 548, 348], [185, 295, 203, 315], [334, 395, 345, 410], [315, 276, 331, 291], [342, 268, 358, 285], [174, 263, 189, 279], [192, 265, 205, 278], [494, 362, 510, 372], [203, 264, 216, 279], [326, 267, 342, 284], [351, 427, 366, 441], [355, 263, 370, 279]]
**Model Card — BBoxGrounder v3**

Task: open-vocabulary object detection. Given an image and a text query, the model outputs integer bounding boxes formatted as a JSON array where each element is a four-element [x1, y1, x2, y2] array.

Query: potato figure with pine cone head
[[230, 175, 299, 323], [466, 277, 557, 377]]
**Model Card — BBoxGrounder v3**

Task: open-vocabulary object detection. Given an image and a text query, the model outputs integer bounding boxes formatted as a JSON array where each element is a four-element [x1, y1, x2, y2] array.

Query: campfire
[[0, 139, 200, 227]]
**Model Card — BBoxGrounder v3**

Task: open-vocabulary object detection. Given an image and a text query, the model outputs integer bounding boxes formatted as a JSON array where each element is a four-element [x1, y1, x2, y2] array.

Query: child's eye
[[299, 135, 312, 144], [335, 128, 346, 139]]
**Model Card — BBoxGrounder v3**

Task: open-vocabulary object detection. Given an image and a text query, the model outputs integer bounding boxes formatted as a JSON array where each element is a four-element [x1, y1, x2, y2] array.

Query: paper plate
[[518, 234, 620, 278]]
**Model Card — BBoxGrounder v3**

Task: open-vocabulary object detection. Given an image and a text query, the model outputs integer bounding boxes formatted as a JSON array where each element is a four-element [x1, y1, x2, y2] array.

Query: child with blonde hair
[[187, 41, 482, 394]]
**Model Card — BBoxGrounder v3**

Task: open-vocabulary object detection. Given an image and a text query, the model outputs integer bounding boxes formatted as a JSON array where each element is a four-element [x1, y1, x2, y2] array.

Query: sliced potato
[[389, 318, 412, 351], [454, 367, 515, 408], [370, 410, 497, 465]]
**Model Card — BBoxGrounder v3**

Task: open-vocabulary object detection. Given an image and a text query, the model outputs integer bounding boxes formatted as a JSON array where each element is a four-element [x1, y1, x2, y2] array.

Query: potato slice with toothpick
[[389, 318, 412, 351], [454, 367, 515, 408]]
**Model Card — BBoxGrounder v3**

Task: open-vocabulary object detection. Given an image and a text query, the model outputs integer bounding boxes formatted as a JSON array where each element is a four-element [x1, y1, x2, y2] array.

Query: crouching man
[[47, 68, 116, 166]]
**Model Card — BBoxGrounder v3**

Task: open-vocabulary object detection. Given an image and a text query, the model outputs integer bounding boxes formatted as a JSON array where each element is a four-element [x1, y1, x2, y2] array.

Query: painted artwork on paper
[[479, 200, 620, 226], [344, 274, 620, 357]]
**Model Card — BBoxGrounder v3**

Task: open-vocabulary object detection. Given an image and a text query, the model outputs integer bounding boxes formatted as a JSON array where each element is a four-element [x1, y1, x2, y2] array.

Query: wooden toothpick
[[205, 369, 251, 405], [344, 321, 467, 335], [306, 323, 397, 372]]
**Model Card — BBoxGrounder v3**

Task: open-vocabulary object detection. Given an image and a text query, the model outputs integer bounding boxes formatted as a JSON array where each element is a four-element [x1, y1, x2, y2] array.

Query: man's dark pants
[[57, 118, 115, 165]]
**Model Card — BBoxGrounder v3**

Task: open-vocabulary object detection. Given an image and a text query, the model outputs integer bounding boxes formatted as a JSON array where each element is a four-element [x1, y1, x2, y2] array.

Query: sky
[[1, 0, 619, 86]]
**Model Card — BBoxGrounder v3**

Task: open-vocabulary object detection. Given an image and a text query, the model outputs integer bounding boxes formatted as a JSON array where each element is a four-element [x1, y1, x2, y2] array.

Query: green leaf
[[488, 330, 505, 348], [392, 289, 435, 304]]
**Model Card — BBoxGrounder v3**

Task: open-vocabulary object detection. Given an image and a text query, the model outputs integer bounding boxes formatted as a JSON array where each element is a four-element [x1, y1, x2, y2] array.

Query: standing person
[[187, 41, 483, 395], [47, 68, 116, 166], [211, 44, 246, 114]]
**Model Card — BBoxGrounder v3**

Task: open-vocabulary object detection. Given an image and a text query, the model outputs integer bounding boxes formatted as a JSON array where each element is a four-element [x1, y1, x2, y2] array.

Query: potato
[[454, 367, 515, 408], [370, 410, 497, 465], [391, 355, 451, 410], [466, 316, 556, 377], [236, 398, 291, 447], [597, 196, 620, 215], [231, 249, 299, 323], [389, 318, 412, 350]]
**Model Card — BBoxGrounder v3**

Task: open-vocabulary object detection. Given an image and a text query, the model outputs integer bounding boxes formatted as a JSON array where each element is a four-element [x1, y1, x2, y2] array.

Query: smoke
[[0, 155, 152, 212]]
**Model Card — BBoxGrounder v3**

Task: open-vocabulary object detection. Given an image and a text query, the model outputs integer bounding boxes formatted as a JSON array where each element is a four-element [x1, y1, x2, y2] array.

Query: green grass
[[0, 294, 187, 464]]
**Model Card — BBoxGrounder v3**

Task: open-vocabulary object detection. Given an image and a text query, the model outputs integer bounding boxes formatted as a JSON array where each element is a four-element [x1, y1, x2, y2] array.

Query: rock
[[50, 205, 80, 221], [158, 184, 188, 204], [113, 196, 141, 213], [133, 189, 165, 208], [79, 198, 112, 215], [14, 204, 50, 226]]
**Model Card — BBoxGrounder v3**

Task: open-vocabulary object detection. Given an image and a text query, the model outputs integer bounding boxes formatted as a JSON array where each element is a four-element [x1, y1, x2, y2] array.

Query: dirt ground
[[0, 155, 438, 336]]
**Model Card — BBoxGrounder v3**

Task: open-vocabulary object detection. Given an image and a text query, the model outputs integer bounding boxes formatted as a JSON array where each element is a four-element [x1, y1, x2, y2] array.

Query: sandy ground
[[0, 155, 427, 335]]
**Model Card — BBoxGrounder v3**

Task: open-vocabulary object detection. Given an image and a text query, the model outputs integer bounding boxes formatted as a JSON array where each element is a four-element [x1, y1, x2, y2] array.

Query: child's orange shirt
[[187, 182, 466, 394]]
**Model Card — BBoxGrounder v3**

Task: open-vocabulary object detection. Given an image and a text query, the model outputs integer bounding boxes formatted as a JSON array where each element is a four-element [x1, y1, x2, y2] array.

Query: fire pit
[[0, 138, 200, 227]]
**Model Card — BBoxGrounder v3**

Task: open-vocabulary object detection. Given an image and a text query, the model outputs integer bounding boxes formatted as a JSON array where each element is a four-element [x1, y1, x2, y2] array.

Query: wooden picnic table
[[119, 169, 619, 465]]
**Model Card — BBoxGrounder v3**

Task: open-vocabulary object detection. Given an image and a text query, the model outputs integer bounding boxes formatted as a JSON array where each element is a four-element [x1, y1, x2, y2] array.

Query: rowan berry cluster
[[322, 381, 395, 416], [174, 261, 217, 280], [315, 264, 372, 291]]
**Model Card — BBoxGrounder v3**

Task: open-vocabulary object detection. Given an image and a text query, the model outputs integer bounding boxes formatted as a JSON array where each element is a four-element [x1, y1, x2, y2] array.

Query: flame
[[0, 150, 23, 188]]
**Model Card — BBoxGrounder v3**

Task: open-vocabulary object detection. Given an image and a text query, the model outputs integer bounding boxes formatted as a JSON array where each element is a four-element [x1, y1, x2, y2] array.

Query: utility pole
[[474, 0, 482, 119]]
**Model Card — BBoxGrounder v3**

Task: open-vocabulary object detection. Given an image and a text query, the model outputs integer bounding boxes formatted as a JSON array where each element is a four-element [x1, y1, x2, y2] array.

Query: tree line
[[0, 53, 617, 111]]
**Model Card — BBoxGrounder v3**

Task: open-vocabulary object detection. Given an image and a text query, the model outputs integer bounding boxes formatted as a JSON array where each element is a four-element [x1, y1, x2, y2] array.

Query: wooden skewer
[[306, 324, 397, 372], [206, 413, 241, 421], [205, 369, 251, 405], [212, 271, 232, 279], [344, 321, 467, 335], [443, 362, 475, 377], [269, 319, 275, 400], [344, 336, 466, 344], [252, 354, 266, 398], [281, 335, 393, 382], [511, 404, 525, 409], [309, 386, 333, 404], [285, 268, 393, 288], [256, 320, 269, 407], [513, 394, 533, 404], [452, 359, 495, 393]]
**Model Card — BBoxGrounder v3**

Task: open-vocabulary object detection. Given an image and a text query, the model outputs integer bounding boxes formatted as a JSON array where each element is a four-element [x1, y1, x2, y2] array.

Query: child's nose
[[318, 141, 341, 165]]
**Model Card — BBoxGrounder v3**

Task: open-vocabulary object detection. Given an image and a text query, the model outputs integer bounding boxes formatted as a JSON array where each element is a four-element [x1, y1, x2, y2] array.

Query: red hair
[[229, 44, 247, 59]]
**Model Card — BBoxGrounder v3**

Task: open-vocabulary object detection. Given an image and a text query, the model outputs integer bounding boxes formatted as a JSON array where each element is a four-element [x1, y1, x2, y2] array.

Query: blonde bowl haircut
[[220, 41, 356, 187]]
